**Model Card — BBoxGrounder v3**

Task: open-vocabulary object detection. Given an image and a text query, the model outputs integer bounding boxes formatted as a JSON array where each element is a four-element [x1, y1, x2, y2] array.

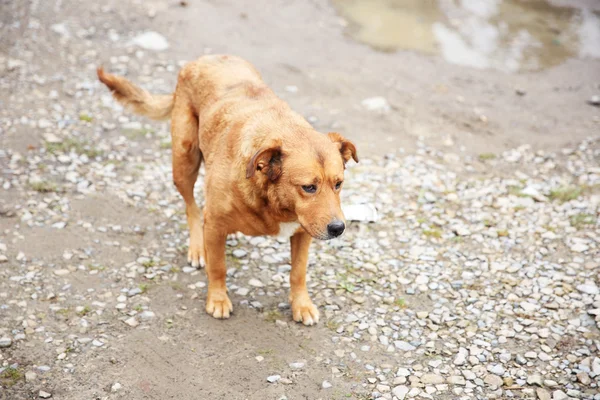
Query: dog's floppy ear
[[327, 132, 358, 164], [246, 144, 283, 181]]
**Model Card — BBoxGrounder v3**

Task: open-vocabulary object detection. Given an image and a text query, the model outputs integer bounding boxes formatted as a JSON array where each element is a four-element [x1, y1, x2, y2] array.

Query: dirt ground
[[1, 1, 599, 400], [3, 0, 599, 157]]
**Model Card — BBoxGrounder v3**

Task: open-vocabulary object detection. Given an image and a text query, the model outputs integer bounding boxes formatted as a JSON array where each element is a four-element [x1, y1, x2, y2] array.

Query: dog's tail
[[97, 67, 174, 120]]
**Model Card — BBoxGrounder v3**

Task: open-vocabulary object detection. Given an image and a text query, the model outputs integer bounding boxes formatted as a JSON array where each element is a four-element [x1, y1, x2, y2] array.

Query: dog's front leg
[[289, 230, 319, 325], [204, 219, 232, 319]]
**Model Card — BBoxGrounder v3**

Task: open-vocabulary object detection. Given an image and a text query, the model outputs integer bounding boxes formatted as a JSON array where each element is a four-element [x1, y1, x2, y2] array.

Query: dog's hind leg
[[171, 100, 204, 268]]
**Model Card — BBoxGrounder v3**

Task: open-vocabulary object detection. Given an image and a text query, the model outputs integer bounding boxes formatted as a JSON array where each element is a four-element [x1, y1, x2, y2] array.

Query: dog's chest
[[275, 222, 301, 239]]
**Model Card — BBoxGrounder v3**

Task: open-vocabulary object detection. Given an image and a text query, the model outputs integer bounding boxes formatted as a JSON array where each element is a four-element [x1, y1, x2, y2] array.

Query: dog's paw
[[206, 291, 233, 319], [187, 245, 205, 268], [291, 295, 319, 326]]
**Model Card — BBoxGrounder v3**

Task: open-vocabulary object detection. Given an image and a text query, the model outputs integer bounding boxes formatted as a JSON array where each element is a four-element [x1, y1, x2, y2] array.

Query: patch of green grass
[[549, 186, 582, 203], [478, 153, 496, 161], [134, 304, 143, 312], [45, 138, 80, 154], [139, 284, 149, 294], [30, 180, 58, 193], [570, 213, 596, 229], [141, 260, 156, 268], [79, 113, 93, 122], [45, 138, 103, 158], [227, 256, 242, 270], [325, 319, 341, 331], [77, 305, 91, 317], [395, 298, 407, 308], [124, 128, 154, 139], [83, 148, 103, 158], [298, 341, 317, 356], [257, 349, 273, 356], [0, 367, 23, 387], [264, 309, 282, 323], [160, 141, 171, 150], [507, 185, 529, 198], [423, 228, 442, 239], [56, 308, 71, 317], [106, 160, 124, 168], [338, 281, 356, 293]]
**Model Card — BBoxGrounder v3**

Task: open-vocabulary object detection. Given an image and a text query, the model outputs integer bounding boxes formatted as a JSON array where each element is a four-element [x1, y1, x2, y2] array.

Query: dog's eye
[[335, 181, 343, 190], [302, 185, 317, 193]]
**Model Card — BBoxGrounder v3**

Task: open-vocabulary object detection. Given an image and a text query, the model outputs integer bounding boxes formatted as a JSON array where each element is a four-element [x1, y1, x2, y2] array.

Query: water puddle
[[332, 0, 600, 72]]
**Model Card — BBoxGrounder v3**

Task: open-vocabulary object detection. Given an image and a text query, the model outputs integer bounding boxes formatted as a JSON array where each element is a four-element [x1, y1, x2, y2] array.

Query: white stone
[[394, 341, 416, 351], [421, 374, 444, 384], [248, 278, 264, 288], [453, 353, 467, 366], [342, 203, 378, 222], [570, 243, 589, 253], [129, 31, 169, 51], [232, 249, 247, 258], [520, 301, 539, 312], [111, 383, 122, 392], [392, 385, 409, 399], [552, 390, 568, 400], [361, 96, 390, 113], [50, 23, 69, 37], [577, 283, 599, 295], [140, 311, 155, 320], [488, 364, 505, 376], [289, 362, 304, 370]]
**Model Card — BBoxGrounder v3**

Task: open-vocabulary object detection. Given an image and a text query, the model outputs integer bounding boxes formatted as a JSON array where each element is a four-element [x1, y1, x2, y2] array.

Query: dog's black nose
[[327, 220, 345, 238]]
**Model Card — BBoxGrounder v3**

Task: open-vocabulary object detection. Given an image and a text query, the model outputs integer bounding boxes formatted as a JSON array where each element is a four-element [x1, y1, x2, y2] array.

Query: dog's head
[[246, 132, 358, 240]]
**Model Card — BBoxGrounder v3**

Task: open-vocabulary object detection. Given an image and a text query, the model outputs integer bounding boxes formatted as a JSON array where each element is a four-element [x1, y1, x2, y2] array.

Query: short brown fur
[[98, 55, 357, 325]]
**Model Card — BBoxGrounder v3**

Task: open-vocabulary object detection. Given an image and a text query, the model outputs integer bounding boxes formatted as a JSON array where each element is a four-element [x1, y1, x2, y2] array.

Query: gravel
[[0, 3, 599, 398]]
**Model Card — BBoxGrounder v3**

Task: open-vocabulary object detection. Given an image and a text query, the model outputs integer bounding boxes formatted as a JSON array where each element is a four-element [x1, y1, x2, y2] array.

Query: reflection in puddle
[[332, 0, 600, 72]]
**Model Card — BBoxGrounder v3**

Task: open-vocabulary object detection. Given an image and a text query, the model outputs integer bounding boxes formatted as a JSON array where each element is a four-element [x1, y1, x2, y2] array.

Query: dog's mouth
[[306, 228, 345, 241], [301, 225, 330, 241], [299, 220, 346, 241]]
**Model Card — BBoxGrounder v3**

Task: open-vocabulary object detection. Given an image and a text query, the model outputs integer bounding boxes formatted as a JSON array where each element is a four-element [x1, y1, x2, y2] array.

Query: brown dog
[[97, 55, 357, 325]]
